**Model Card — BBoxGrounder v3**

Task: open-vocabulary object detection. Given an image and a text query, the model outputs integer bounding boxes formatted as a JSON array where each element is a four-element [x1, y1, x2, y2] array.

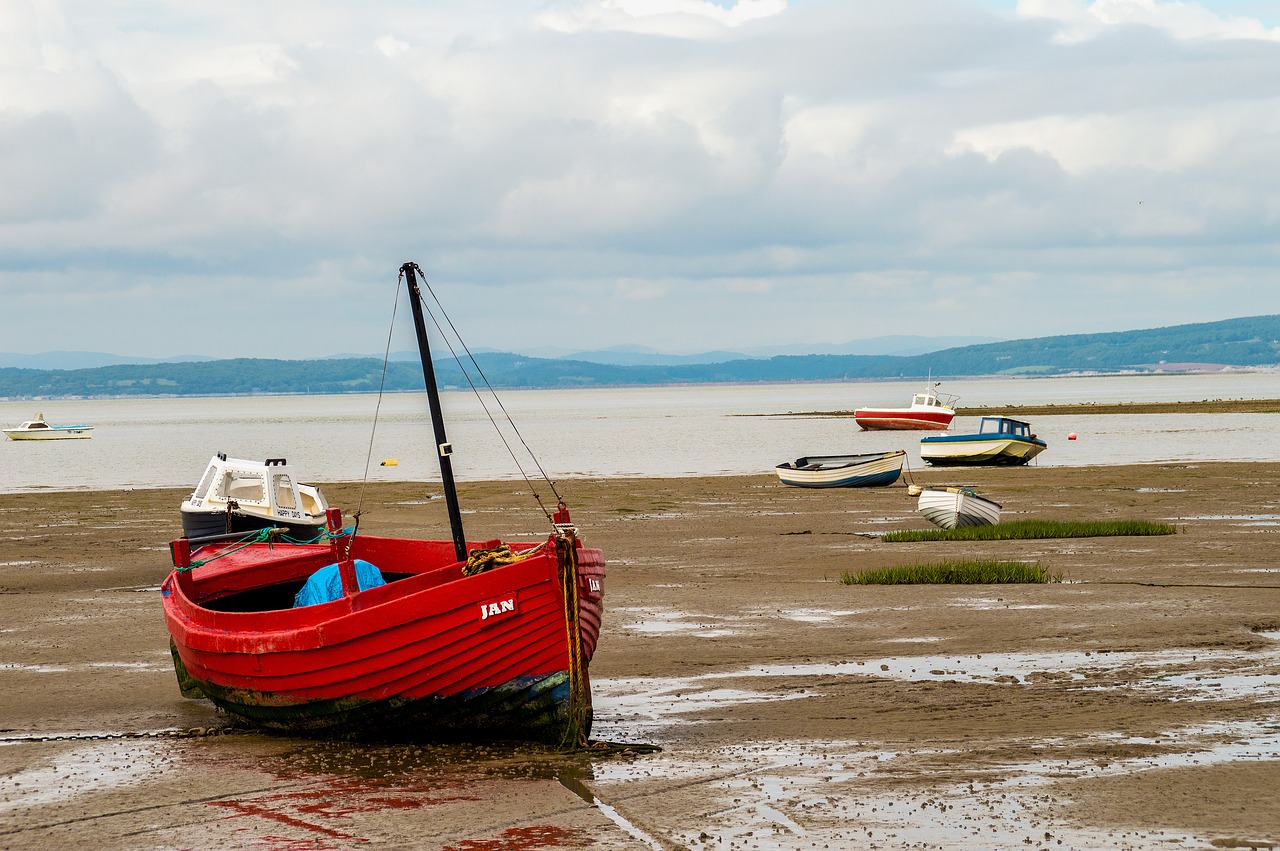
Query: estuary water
[[2, 372, 1279, 494]]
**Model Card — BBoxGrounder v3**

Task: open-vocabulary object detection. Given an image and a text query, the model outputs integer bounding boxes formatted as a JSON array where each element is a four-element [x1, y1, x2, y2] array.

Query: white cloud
[[1018, 0, 1280, 43], [538, 0, 787, 37], [948, 103, 1280, 175], [0, 0, 1278, 358]]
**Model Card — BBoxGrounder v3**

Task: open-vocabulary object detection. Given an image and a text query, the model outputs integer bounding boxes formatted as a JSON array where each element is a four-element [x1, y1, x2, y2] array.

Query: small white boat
[[855, 382, 957, 431], [3, 412, 93, 440], [913, 485, 1002, 529], [919, 416, 1047, 466], [775, 450, 906, 488], [180, 454, 329, 540]]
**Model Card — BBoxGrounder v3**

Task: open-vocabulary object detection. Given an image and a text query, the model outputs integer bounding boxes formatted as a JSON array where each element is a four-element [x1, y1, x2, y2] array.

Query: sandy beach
[[2, 461, 1279, 849]]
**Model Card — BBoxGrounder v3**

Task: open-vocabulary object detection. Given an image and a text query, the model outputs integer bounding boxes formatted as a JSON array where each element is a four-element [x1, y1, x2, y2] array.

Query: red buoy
[[1068, 432, 1077, 440]]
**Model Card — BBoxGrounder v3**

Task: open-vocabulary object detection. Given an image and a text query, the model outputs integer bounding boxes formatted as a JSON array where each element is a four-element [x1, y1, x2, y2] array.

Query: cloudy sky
[[4, 0, 1279, 360]]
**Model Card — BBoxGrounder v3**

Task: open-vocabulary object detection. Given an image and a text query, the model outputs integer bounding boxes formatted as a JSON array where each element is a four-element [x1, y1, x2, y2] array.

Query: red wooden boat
[[160, 263, 605, 745]]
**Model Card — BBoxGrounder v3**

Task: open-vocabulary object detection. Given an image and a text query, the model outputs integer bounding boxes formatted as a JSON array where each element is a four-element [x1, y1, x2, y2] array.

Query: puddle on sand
[[590, 719, 1280, 851], [0, 659, 170, 674], [596, 681, 808, 734], [612, 606, 743, 638], [0, 740, 172, 812], [947, 597, 1060, 611], [1171, 513, 1280, 526], [595, 644, 1280, 738], [1, 662, 71, 673], [558, 769, 665, 850], [748, 607, 863, 624], [618, 605, 882, 635], [1, 736, 637, 849]]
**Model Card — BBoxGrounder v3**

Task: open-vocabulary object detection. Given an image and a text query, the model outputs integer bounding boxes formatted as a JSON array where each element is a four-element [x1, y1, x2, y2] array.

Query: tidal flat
[[1, 462, 1278, 849]]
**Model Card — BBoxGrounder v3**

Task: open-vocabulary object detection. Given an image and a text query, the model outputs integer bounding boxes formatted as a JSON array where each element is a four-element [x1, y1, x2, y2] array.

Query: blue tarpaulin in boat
[[293, 559, 386, 607]]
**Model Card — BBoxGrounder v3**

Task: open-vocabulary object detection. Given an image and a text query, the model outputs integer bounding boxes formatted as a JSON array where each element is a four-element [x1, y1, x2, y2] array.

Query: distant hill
[[0, 316, 1275, 399], [0, 351, 215, 369], [556, 347, 753, 366], [553, 334, 1004, 365]]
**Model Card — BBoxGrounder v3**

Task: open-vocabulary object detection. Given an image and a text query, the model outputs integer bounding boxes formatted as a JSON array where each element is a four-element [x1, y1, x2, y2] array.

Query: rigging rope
[[404, 262, 564, 526], [180, 526, 353, 571], [356, 278, 403, 520]]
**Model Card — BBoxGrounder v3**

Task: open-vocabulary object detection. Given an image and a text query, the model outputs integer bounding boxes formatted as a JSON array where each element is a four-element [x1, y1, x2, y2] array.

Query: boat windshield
[[193, 464, 218, 500], [274, 474, 297, 510], [220, 470, 267, 504], [914, 390, 955, 409], [979, 417, 1030, 436]]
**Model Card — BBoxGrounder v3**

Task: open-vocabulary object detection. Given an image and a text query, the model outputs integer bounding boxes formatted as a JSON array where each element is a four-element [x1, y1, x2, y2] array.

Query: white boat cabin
[[182, 454, 328, 527], [977, 417, 1035, 438], [913, 384, 958, 411]]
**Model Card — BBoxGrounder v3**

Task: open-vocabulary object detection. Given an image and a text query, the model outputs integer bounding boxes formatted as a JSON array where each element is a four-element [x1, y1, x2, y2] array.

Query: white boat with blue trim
[[919, 416, 1046, 466], [775, 450, 906, 488], [3, 413, 93, 440], [913, 485, 1002, 529]]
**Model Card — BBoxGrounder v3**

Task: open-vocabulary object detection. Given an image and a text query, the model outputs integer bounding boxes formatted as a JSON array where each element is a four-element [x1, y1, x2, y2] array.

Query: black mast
[[401, 262, 468, 562]]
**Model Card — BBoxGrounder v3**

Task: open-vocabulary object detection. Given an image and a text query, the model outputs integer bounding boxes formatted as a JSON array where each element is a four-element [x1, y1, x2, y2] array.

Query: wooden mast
[[401, 262, 468, 562]]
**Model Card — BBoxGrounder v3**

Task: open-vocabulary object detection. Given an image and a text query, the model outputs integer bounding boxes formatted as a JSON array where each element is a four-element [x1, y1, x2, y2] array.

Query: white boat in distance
[[3, 413, 93, 440], [775, 450, 906, 488], [914, 485, 1002, 529], [854, 382, 957, 431]]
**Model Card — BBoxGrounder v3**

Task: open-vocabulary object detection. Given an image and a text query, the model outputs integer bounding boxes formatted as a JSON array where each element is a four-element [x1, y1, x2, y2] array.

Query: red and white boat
[[161, 263, 604, 745], [854, 382, 957, 431]]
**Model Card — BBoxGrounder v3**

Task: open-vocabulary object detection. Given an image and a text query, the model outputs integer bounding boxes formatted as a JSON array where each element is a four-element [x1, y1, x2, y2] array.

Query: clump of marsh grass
[[882, 519, 1174, 543], [841, 560, 1061, 585]]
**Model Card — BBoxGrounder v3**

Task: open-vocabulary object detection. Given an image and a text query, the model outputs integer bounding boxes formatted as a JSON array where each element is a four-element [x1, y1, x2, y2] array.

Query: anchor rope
[[555, 533, 592, 751], [901, 452, 918, 488], [461, 540, 548, 577]]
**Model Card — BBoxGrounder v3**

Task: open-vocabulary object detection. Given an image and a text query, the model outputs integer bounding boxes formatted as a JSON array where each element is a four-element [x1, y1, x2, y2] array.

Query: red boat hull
[[853, 409, 954, 430], [162, 532, 603, 742]]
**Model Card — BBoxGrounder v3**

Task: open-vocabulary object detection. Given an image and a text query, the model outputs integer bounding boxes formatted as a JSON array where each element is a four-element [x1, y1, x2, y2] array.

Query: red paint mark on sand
[[209, 800, 362, 841], [442, 825, 592, 850], [207, 776, 480, 847]]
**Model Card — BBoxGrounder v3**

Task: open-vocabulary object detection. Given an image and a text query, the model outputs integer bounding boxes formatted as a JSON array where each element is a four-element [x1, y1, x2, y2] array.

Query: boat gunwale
[[776, 449, 907, 471]]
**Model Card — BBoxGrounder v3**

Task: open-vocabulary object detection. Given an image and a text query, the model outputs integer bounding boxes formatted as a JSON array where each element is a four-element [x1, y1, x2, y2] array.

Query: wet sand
[[1, 462, 1279, 849]]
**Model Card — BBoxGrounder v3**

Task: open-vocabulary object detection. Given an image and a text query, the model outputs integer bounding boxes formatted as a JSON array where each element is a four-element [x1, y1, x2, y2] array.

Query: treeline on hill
[[2, 315, 1278, 398]]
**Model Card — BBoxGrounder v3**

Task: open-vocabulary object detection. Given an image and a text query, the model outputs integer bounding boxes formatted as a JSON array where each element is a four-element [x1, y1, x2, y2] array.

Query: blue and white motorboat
[[919, 416, 1046, 466], [3, 412, 93, 440]]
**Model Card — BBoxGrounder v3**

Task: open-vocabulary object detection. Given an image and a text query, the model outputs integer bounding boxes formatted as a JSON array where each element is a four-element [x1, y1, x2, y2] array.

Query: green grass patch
[[842, 560, 1061, 585], [882, 519, 1175, 543]]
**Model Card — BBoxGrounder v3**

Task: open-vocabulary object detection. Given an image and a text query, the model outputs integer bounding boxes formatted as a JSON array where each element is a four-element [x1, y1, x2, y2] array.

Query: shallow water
[[4, 372, 1280, 493]]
